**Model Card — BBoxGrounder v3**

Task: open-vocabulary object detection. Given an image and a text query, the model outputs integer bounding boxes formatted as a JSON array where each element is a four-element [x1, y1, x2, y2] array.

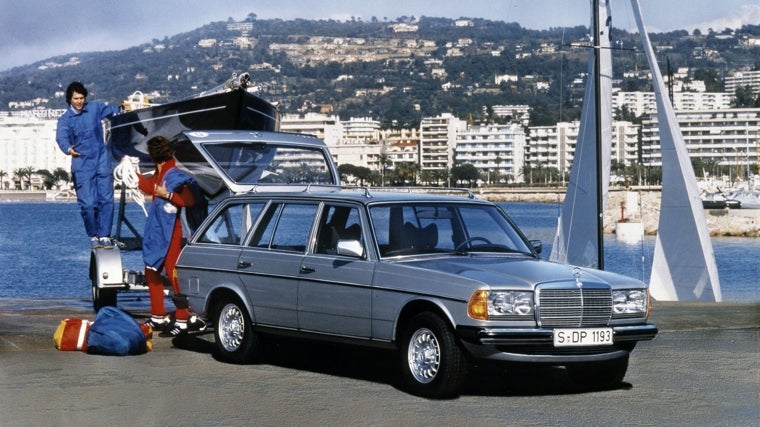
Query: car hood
[[393, 254, 644, 289]]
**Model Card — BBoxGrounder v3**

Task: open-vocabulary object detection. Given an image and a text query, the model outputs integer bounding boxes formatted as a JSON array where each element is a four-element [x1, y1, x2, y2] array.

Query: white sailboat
[[549, 0, 612, 269], [550, 0, 722, 302], [630, 0, 722, 301]]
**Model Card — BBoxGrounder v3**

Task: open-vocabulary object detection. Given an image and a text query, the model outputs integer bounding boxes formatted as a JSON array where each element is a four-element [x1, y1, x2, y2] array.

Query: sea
[[0, 201, 758, 307]]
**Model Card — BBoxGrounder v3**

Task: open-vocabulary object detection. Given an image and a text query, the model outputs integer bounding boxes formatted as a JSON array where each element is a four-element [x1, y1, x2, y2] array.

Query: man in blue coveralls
[[56, 82, 122, 249]]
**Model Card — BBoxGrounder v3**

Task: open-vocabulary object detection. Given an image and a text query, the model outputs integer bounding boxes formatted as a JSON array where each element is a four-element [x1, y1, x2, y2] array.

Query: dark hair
[[147, 136, 173, 164], [65, 82, 88, 104]]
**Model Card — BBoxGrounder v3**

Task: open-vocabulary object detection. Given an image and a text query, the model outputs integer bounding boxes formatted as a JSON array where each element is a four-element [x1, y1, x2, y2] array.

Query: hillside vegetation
[[1, 15, 758, 127]]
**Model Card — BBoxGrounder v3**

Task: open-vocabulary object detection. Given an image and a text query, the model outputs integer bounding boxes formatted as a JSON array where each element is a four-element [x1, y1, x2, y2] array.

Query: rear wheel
[[566, 355, 629, 390], [398, 312, 469, 398], [212, 294, 262, 364]]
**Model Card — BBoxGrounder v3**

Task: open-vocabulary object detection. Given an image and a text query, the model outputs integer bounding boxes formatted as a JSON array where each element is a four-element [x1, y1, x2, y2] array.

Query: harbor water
[[0, 201, 757, 303]]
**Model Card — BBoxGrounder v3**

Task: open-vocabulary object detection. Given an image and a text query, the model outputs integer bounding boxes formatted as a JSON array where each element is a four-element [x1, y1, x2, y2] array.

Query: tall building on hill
[[724, 70, 760, 95]]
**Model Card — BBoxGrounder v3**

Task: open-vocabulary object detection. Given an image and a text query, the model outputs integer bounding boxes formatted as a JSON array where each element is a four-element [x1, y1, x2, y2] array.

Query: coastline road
[[1, 300, 758, 426]]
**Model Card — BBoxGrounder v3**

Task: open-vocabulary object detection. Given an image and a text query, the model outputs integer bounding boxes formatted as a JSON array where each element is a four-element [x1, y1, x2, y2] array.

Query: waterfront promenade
[[0, 300, 758, 426], [480, 187, 760, 237]]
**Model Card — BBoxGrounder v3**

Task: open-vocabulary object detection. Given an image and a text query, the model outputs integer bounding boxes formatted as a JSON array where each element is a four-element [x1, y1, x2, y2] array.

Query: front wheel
[[212, 295, 262, 364], [398, 312, 469, 398]]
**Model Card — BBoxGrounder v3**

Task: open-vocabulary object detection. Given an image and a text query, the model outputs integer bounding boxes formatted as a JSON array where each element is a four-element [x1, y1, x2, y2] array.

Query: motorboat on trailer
[[108, 72, 280, 195], [91, 73, 282, 310]]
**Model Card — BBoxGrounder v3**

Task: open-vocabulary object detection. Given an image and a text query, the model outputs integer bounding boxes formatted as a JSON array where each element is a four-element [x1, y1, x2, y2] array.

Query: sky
[[1, 0, 758, 72]]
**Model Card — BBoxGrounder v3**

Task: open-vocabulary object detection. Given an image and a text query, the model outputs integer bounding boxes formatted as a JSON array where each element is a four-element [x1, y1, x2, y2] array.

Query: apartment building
[[455, 123, 526, 183], [612, 91, 733, 116], [641, 108, 760, 172], [279, 112, 343, 145], [419, 113, 464, 174], [527, 120, 640, 174], [0, 112, 69, 189], [724, 70, 760, 94], [382, 129, 419, 167]]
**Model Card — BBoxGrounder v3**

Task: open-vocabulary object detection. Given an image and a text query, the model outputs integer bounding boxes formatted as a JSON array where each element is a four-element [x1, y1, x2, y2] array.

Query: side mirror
[[529, 239, 542, 254], [336, 239, 364, 258]]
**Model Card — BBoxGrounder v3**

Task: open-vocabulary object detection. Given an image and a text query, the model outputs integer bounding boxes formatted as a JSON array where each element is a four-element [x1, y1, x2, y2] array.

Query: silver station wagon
[[174, 132, 657, 398]]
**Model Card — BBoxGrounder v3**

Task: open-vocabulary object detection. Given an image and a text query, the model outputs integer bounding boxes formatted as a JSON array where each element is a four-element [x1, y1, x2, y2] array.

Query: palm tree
[[13, 167, 35, 190], [36, 169, 55, 190], [377, 152, 392, 186], [394, 162, 419, 186], [52, 167, 71, 189], [0, 169, 7, 190]]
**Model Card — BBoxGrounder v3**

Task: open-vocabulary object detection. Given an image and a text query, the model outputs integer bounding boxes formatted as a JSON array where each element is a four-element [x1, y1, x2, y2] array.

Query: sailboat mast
[[593, 0, 605, 270]]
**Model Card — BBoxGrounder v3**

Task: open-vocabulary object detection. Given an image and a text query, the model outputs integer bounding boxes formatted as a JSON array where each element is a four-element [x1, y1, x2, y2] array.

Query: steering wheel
[[456, 236, 492, 250]]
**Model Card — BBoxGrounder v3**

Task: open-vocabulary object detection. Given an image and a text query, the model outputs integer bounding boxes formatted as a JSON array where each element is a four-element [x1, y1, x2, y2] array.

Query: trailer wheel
[[90, 252, 117, 312], [91, 285, 117, 312]]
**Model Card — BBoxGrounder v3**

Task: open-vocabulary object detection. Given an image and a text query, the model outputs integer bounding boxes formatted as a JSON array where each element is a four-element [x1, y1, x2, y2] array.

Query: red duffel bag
[[53, 318, 93, 351]]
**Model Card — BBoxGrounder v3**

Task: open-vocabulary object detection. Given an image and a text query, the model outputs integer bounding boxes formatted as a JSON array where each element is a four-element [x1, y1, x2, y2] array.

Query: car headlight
[[612, 289, 648, 315], [468, 290, 534, 320]]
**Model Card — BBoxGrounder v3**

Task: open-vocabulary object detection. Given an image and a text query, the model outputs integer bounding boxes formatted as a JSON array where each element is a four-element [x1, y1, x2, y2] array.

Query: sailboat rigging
[[549, 0, 612, 269], [549, 0, 722, 302], [630, 0, 722, 301]]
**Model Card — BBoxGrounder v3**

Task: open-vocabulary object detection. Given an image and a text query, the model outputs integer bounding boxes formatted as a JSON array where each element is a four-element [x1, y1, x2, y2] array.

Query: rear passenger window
[[197, 202, 265, 245], [250, 202, 318, 252]]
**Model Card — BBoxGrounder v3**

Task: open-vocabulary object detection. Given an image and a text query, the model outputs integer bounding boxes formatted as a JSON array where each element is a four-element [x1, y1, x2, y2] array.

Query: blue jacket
[[142, 168, 202, 269], [56, 101, 120, 173]]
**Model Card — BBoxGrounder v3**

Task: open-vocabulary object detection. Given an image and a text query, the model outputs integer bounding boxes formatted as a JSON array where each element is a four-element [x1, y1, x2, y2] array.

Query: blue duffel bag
[[86, 306, 149, 356]]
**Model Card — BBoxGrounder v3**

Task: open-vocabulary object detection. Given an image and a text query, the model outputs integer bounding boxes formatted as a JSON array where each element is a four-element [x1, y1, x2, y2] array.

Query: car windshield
[[369, 202, 533, 258]]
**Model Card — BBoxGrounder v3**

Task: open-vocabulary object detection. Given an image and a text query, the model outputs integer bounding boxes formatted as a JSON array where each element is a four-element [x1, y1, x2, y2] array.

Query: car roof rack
[[244, 184, 476, 199], [361, 186, 476, 199]]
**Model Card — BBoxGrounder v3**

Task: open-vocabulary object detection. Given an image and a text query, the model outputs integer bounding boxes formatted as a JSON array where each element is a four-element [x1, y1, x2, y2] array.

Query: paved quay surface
[[1, 299, 758, 426]]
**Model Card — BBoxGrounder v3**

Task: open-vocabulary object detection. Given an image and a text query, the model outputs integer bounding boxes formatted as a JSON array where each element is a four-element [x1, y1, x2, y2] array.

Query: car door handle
[[238, 260, 252, 269], [300, 266, 315, 274]]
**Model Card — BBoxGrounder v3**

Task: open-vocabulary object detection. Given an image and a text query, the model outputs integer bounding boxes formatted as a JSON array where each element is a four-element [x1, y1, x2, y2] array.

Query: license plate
[[553, 328, 613, 347]]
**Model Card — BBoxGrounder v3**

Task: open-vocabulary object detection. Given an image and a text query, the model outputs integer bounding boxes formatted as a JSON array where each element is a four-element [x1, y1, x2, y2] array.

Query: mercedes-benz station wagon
[[174, 131, 657, 398]]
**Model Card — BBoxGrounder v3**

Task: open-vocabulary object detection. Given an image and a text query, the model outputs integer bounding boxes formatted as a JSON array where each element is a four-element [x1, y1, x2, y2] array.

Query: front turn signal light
[[468, 290, 489, 320]]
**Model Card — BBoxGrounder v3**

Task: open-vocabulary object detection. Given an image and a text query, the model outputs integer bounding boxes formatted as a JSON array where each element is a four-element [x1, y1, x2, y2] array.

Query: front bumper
[[457, 323, 658, 363]]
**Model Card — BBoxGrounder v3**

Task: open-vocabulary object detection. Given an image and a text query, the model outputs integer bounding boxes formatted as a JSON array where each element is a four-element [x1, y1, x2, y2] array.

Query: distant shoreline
[[2, 187, 758, 237]]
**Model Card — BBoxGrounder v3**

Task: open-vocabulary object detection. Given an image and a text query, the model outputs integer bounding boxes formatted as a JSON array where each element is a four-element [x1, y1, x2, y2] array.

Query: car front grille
[[536, 285, 612, 327]]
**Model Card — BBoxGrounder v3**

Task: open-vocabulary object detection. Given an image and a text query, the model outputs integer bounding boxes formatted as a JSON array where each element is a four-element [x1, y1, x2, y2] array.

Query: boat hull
[[108, 88, 280, 168]]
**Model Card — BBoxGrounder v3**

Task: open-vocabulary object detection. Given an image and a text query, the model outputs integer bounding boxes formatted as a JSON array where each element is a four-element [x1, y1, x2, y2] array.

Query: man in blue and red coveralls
[[56, 81, 121, 249], [138, 135, 206, 337]]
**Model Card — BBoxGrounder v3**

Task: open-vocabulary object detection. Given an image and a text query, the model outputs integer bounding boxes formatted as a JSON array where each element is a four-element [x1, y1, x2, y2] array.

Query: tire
[[90, 254, 117, 312], [212, 295, 262, 364], [398, 312, 469, 398], [566, 354, 629, 390], [91, 285, 117, 312]]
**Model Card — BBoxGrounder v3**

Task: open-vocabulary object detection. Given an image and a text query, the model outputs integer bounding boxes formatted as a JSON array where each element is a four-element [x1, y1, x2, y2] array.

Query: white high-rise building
[[725, 70, 760, 94], [612, 91, 732, 116], [455, 123, 526, 183], [0, 111, 69, 190], [279, 112, 342, 145], [419, 113, 464, 174], [641, 108, 760, 172]]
